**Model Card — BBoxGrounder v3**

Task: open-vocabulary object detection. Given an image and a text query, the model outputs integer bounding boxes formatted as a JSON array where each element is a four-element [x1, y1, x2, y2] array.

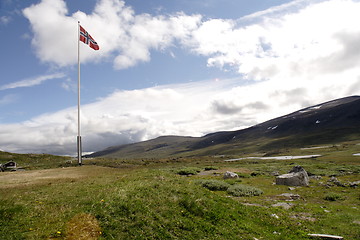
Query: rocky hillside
[[87, 96, 360, 159]]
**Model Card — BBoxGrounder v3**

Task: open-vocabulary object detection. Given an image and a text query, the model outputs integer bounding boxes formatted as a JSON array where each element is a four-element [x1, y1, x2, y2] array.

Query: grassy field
[[0, 143, 359, 239]]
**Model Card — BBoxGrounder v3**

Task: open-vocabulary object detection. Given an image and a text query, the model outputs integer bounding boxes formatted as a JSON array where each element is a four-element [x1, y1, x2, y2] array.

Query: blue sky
[[1, 0, 360, 155]]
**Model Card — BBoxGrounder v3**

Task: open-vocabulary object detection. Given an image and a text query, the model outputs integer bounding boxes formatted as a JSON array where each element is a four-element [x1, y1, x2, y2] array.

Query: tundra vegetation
[[0, 141, 360, 239]]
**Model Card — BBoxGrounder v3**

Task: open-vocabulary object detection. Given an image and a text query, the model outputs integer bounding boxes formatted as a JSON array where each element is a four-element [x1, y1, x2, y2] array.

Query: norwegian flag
[[79, 25, 99, 50]]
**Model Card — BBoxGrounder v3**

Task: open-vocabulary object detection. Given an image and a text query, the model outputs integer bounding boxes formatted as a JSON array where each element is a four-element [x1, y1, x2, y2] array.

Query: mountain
[[87, 96, 360, 159]]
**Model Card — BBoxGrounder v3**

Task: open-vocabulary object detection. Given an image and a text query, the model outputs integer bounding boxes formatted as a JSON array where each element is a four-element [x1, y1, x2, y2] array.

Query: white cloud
[[23, 0, 201, 69], [23, 0, 76, 66], [0, 94, 17, 105], [0, 16, 11, 25], [240, 0, 311, 21], [187, 0, 360, 82], [22, 0, 360, 77], [61, 78, 76, 92], [0, 73, 66, 90]]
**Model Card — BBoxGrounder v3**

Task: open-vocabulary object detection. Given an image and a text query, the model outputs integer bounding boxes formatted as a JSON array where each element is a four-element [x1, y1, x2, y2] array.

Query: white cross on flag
[[79, 25, 99, 50]]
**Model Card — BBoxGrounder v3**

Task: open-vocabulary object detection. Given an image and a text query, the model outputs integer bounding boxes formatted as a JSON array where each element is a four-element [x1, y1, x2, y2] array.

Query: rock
[[276, 166, 309, 186], [271, 171, 280, 176], [289, 165, 306, 174], [290, 213, 316, 222], [278, 193, 300, 200], [272, 202, 294, 210], [327, 177, 345, 187], [349, 180, 360, 188], [310, 175, 322, 180], [223, 171, 239, 179], [308, 234, 343, 239]]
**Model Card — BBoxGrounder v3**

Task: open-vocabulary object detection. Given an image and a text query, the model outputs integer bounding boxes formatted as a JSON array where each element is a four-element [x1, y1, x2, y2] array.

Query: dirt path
[[0, 166, 105, 189]]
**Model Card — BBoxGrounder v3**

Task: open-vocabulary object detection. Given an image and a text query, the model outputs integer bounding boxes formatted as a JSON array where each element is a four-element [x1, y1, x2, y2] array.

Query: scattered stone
[[353, 220, 360, 225], [278, 193, 301, 200], [276, 166, 309, 186], [272, 202, 294, 210], [271, 213, 279, 219], [308, 233, 343, 239], [242, 203, 266, 208], [349, 180, 360, 188], [290, 213, 316, 222], [271, 171, 280, 176], [327, 176, 345, 187], [288, 187, 296, 191], [320, 206, 331, 213], [223, 171, 239, 179], [310, 175, 322, 180]]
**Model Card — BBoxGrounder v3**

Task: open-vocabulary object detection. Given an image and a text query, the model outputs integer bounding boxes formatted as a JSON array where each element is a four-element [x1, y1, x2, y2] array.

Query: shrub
[[324, 193, 344, 201], [204, 166, 219, 171], [236, 173, 251, 178], [250, 172, 263, 177], [224, 178, 242, 185], [227, 184, 263, 197], [177, 167, 201, 176], [200, 180, 230, 191]]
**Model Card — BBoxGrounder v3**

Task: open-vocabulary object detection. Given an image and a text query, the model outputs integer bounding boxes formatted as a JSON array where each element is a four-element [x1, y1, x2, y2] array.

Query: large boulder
[[276, 166, 309, 186], [223, 171, 239, 179]]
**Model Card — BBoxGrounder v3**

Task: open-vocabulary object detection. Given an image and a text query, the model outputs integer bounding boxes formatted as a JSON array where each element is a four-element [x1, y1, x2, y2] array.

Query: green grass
[[0, 143, 360, 239], [0, 151, 73, 170], [227, 184, 263, 197], [176, 167, 202, 175], [324, 193, 345, 201], [199, 179, 230, 191]]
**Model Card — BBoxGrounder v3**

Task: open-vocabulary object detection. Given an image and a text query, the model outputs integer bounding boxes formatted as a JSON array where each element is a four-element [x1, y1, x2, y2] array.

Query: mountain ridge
[[87, 95, 360, 159]]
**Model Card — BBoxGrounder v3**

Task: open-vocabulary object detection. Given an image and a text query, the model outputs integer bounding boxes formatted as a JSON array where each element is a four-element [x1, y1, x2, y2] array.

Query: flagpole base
[[77, 136, 82, 166]]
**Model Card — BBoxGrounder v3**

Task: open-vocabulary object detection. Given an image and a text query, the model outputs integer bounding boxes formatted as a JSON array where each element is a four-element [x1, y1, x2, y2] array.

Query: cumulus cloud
[[188, 0, 360, 81], [23, 0, 360, 79], [23, 0, 201, 69]]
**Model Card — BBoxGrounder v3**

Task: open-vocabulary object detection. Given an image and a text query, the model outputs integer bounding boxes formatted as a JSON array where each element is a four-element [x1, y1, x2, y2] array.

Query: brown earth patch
[[65, 213, 101, 240], [0, 166, 111, 189]]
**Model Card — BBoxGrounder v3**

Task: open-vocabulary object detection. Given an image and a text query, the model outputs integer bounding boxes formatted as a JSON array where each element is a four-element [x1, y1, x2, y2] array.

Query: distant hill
[[87, 96, 360, 159]]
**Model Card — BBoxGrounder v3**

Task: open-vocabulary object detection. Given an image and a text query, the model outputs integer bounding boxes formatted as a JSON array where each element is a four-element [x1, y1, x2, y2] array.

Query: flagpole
[[77, 21, 82, 166]]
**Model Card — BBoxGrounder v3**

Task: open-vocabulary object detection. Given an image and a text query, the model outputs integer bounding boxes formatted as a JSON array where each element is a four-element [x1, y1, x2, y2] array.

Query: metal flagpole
[[77, 21, 82, 166]]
